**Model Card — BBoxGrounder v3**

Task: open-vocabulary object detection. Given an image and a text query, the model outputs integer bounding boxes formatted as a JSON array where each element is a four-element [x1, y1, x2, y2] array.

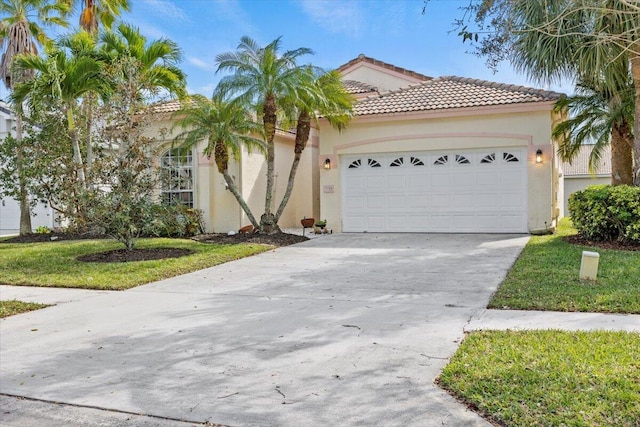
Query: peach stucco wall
[[318, 107, 560, 233], [146, 118, 316, 233]]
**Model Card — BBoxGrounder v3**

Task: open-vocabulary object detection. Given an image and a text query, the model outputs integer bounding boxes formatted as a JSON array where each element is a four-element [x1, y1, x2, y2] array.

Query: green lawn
[[438, 330, 640, 427], [0, 238, 271, 290], [490, 219, 640, 313], [0, 300, 50, 317]]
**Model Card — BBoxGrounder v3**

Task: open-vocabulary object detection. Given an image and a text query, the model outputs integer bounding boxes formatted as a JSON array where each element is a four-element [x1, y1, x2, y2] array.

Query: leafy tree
[[444, 0, 640, 185], [66, 0, 130, 33], [172, 93, 265, 228], [0, 0, 70, 234], [216, 36, 314, 234]]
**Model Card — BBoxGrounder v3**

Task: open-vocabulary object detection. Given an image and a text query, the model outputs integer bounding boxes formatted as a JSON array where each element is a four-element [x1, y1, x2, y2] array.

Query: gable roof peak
[[337, 54, 432, 82]]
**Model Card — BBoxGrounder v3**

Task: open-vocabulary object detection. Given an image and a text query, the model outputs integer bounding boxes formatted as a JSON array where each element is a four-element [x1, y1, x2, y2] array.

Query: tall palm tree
[[553, 77, 635, 185], [508, 0, 639, 184], [274, 69, 353, 222], [216, 36, 313, 234], [61, 0, 129, 33], [1, 0, 70, 234], [172, 93, 265, 228]]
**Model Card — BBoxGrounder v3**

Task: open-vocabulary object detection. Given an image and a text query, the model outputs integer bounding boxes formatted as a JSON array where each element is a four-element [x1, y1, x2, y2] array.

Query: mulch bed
[[564, 235, 640, 252], [78, 248, 195, 263], [193, 232, 308, 247]]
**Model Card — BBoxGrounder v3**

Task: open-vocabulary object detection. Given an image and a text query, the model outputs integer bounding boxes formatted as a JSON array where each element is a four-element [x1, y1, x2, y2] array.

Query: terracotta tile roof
[[148, 99, 184, 114], [342, 79, 378, 95], [337, 54, 432, 82], [353, 76, 563, 116], [562, 144, 611, 176]]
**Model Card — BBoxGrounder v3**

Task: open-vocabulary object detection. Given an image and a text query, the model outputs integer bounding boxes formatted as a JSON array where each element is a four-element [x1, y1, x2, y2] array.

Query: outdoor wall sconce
[[323, 158, 332, 170], [535, 149, 543, 164]]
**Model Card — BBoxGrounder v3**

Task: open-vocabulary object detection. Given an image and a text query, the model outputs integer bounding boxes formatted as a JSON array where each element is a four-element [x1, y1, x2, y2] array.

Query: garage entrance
[[342, 147, 528, 233]]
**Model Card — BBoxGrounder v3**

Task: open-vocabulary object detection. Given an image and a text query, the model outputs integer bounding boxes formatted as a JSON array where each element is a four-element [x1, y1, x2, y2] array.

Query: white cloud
[[297, 0, 363, 37], [188, 57, 215, 71], [140, 0, 188, 21]]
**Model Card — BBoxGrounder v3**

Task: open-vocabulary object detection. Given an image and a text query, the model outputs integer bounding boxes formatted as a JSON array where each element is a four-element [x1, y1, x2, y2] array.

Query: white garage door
[[342, 148, 528, 233]]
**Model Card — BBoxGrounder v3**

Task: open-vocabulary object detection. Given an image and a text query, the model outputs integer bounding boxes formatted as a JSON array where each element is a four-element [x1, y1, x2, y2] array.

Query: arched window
[[160, 148, 194, 207]]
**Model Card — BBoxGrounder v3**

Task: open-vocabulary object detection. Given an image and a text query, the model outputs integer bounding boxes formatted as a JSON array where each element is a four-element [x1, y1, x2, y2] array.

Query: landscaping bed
[[193, 232, 308, 247]]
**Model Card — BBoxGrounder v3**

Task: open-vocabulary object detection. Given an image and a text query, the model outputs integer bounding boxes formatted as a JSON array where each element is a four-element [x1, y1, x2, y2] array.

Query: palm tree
[[274, 69, 353, 222], [61, 0, 129, 33], [100, 22, 186, 152], [507, 0, 639, 184], [553, 77, 635, 185], [1, 0, 70, 235], [11, 34, 109, 189], [216, 36, 313, 234], [172, 93, 265, 228]]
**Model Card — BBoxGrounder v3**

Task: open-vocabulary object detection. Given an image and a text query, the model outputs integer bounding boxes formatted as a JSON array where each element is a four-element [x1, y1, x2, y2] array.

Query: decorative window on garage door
[[434, 155, 448, 165], [503, 152, 520, 162], [348, 159, 362, 168]]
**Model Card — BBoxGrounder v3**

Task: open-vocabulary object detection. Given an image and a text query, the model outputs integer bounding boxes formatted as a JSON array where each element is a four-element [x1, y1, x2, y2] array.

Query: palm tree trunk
[[274, 110, 310, 222], [223, 170, 259, 229], [66, 106, 86, 188], [610, 120, 634, 185], [15, 114, 32, 235], [261, 94, 278, 233], [214, 140, 259, 229], [631, 50, 640, 186]]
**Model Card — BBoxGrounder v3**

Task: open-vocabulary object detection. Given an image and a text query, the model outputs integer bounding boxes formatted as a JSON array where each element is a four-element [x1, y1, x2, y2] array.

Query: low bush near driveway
[[438, 330, 640, 427], [569, 185, 640, 243]]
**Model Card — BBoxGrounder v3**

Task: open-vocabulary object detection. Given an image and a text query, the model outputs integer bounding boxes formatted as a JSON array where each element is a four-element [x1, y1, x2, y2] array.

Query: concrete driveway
[[0, 233, 528, 426]]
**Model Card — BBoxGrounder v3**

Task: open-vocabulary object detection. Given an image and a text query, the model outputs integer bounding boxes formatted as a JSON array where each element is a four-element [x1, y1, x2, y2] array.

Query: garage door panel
[[342, 148, 527, 233], [366, 195, 386, 209]]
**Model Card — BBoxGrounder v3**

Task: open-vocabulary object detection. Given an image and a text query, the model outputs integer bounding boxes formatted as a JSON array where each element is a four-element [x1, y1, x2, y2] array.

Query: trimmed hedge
[[146, 204, 205, 237], [568, 185, 640, 243]]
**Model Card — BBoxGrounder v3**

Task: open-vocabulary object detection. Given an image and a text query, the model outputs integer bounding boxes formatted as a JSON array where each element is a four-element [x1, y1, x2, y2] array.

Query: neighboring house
[[561, 144, 611, 216], [318, 55, 564, 234], [145, 101, 318, 233], [0, 103, 55, 235]]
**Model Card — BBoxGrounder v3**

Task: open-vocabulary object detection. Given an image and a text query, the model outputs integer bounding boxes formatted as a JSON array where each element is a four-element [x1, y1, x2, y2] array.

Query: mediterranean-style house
[[318, 55, 564, 234], [2, 55, 572, 235]]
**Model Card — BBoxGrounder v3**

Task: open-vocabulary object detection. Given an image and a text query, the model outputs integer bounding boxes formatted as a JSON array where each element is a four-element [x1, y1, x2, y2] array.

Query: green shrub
[[146, 204, 204, 238], [35, 226, 51, 234], [569, 185, 640, 243]]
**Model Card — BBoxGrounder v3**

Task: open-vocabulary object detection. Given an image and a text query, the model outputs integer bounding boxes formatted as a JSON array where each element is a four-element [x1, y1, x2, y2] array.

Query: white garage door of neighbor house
[[0, 197, 54, 235], [342, 148, 528, 233]]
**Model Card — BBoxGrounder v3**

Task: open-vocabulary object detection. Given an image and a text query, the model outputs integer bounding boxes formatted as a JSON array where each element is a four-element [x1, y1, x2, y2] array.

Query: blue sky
[[1, 0, 572, 101]]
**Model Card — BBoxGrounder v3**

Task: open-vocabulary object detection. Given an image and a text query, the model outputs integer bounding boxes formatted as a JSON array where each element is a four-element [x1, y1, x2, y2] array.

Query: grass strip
[[0, 238, 271, 290], [489, 219, 640, 313], [0, 300, 50, 318], [439, 330, 640, 427]]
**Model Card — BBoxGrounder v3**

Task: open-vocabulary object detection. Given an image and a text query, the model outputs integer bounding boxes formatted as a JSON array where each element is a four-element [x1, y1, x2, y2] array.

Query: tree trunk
[[67, 106, 86, 188], [222, 170, 259, 229], [274, 110, 310, 222], [631, 49, 640, 186], [15, 114, 32, 235], [610, 120, 634, 185], [214, 140, 259, 229], [85, 93, 95, 185], [260, 94, 278, 233]]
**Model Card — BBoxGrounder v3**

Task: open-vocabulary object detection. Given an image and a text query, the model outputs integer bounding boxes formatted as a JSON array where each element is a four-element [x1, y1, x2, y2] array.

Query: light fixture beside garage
[[536, 149, 543, 164], [324, 158, 332, 170]]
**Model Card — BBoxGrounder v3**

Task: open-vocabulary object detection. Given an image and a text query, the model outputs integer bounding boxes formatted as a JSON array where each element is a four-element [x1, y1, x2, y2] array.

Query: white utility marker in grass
[[579, 251, 600, 281]]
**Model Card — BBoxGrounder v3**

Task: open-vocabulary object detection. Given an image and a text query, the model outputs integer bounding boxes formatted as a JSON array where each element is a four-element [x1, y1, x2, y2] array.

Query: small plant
[[315, 219, 327, 228], [35, 226, 51, 234]]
